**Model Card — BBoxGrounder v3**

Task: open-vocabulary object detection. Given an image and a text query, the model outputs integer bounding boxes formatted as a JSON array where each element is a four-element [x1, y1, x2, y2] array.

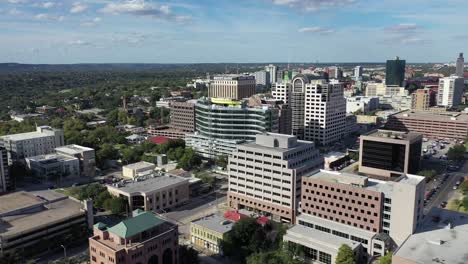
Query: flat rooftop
[[393, 208, 468, 264], [0, 194, 84, 239], [0, 192, 44, 216], [191, 214, 234, 234], [108, 175, 188, 195], [0, 130, 54, 141], [55, 144, 94, 155], [363, 129, 422, 141], [123, 161, 155, 170], [392, 110, 468, 122], [27, 153, 77, 163]]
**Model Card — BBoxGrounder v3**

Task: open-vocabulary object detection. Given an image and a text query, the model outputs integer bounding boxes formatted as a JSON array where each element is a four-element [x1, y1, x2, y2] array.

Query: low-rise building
[[0, 191, 91, 254], [107, 176, 189, 213], [89, 210, 178, 264], [122, 161, 156, 179], [359, 130, 422, 178], [346, 96, 379, 114], [25, 153, 80, 180], [385, 110, 468, 140], [147, 125, 187, 139], [55, 144, 96, 177], [190, 214, 234, 255], [125, 134, 146, 144]]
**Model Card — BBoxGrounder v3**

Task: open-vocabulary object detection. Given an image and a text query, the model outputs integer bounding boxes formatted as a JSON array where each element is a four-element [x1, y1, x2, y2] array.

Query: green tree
[[215, 155, 229, 169], [447, 144, 466, 161], [106, 109, 120, 126], [97, 143, 119, 165], [177, 148, 202, 171], [95, 191, 112, 209], [378, 252, 392, 264], [335, 245, 355, 264], [104, 197, 128, 215], [417, 169, 438, 181], [247, 250, 305, 264], [121, 146, 144, 164], [179, 245, 200, 264]]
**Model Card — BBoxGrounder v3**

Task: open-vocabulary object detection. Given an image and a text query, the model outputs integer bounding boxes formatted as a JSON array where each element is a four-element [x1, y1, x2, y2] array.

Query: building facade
[[170, 101, 196, 133], [227, 133, 323, 223], [385, 110, 468, 140], [122, 161, 156, 179], [0, 126, 64, 164], [271, 82, 292, 104], [0, 147, 9, 193], [26, 154, 80, 180], [208, 75, 256, 100], [186, 97, 279, 158], [456, 52, 464, 78], [190, 214, 233, 255], [411, 88, 437, 111], [265, 64, 278, 86], [437, 76, 464, 107], [385, 57, 406, 86], [89, 210, 178, 264], [346, 96, 379, 114], [253, 70, 270, 89], [55, 145, 96, 177], [359, 130, 422, 178]]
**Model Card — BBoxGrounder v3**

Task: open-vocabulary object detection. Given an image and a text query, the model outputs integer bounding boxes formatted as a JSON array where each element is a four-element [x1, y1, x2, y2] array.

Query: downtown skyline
[[1, 0, 467, 64]]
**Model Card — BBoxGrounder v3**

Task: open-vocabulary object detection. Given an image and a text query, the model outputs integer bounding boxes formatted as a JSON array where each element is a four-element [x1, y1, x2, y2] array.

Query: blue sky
[[0, 0, 467, 63]]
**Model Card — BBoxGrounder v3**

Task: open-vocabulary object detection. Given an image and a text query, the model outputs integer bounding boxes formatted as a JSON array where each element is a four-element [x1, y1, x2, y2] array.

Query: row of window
[[304, 209, 378, 232], [229, 195, 291, 215], [303, 182, 380, 201], [303, 193, 378, 209]]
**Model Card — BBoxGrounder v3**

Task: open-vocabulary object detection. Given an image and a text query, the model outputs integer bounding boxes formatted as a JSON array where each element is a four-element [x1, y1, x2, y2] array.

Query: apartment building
[[208, 74, 256, 100], [303, 80, 346, 146], [186, 97, 279, 158], [55, 144, 96, 177], [271, 82, 292, 104], [346, 96, 379, 114], [170, 100, 196, 133], [0, 126, 64, 163], [0, 191, 91, 254], [89, 210, 178, 264], [107, 176, 189, 213], [190, 214, 234, 255], [227, 133, 323, 223], [359, 130, 422, 178], [25, 153, 80, 180], [385, 110, 468, 140], [0, 147, 9, 193], [283, 170, 426, 264], [437, 76, 464, 107], [411, 88, 437, 111]]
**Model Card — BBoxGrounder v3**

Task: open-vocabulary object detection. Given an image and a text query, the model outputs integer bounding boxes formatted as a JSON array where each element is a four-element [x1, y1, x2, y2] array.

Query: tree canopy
[[447, 144, 466, 161], [335, 244, 355, 264]]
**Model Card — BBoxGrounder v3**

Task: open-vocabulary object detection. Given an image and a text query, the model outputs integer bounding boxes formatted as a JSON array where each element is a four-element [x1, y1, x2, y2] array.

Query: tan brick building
[[208, 75, 256, 100]]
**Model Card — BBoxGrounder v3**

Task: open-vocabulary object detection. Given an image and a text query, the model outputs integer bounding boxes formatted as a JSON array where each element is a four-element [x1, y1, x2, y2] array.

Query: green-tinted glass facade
[[385, 58, 406, 86]]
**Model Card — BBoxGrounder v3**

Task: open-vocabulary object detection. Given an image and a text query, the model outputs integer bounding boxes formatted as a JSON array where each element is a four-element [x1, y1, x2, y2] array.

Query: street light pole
[[60, 244, 67, 259]]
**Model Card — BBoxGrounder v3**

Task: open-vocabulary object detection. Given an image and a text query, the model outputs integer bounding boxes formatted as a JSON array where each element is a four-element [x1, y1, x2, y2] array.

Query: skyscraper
[[208, 74, 256, 100], [456, 52, 464, 78], [354, 66, 363, 80], [437, 76, 465, 107], [265, 64, 278, 85], [385, 56, 406, 86]]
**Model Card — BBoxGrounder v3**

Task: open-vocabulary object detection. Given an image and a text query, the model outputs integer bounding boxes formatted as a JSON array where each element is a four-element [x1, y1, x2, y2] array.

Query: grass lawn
[[447, 198, 468, 214], [55, 186, 82, 199]]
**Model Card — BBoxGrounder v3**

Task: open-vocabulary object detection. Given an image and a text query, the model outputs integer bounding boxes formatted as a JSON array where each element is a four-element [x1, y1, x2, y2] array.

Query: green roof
[[94, 222, 107, 231], [107, 212, 166, 239]]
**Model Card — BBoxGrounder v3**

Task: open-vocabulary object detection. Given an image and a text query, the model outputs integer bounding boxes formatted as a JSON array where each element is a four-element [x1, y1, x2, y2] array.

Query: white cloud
[[8, 8, 23, 15], [70, 2, 88, 13], [298, 26, 334, 34], [81, 17, 102, 27], [6, 0, 29, 3], [68, 40, 92, 46], [41, 2, 55, 9], [384, 23, 419, 34], [100, 0, 190, 22], [35, 13, 64, 21], [269, 0, 356, 12]]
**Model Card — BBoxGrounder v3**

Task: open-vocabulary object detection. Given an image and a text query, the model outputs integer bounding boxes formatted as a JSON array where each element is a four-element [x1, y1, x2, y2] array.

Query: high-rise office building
[[208, 74, 256, 100], [456, 52, 464, 78], [263, 99, 293, 135], [186, 97, 279, 158], [0, 126, 64, 164], [359, 130, 422, 178], [253, 70, 270, 89], [271, 83, 292, 104], [0, 147, 9, 193], [227, 133, 323, 223], [354, 66, 363, 79], [437, 76, 465, 107], [334, 67, 343, 80], [411, 88, 436, 111], [283, 170, 425, 263], [290, 75, 308, 139], [265, 64, 278, 86], [385, 57, 406, 86], [303, 80, 346, 146], [170, 100, 196, 133]]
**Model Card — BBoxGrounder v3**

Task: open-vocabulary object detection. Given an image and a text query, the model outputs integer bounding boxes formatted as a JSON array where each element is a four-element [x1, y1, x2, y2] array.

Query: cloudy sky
[[1, 0, 467, 63]]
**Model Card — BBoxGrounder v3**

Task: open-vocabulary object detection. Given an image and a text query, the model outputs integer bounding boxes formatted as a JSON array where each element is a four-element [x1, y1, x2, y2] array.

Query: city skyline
[[1, 0, 467, 64]]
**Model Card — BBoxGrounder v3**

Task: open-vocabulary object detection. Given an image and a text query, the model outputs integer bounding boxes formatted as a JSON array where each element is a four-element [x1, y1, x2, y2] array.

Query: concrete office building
[[365, 82, 387, 97], [0, 147, 9, 193], [346, 96, 379, 114], [122, 161, 156, 179], [379, 94, 413, 111], [208, 74, 256, 100], [437, 76, 465, 107], [0, 191, 91, 254], [283, 170, 425, 264], [456, 52, 464, 78], [303, 80, 346, 146], [263, 99, 293, 135], [271, 82, 292, 104], [393, 208, 468, 264], [265, 64, 278, 86], [227, 133, 323, 223], [55, 144, 96, 177], [186, 97, 279, 158], [386, 110, 468, 140], [253, 70, 270, 89], [385, 57, 406, 86], [333, 67, 343, 80], [0, 126, 64, 163], [89, 210, 178, 264], [290, 75, 308, 139], [107, 176, 189, 213], [411, 88, 437, 111], [354, 66, 363, 80], [190, 214, 233, 255], [170, 100, 196, 133], [25, 153, 80, 180], [359, 130, 422, 178]]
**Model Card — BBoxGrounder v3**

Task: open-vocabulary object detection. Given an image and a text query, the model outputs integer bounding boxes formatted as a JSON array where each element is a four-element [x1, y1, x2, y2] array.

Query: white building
[[122, 161, 156, 179], [271, 82, 292, 104], [55, 145, 96, 177], [0, 148, 9, 193], [346, 96, 379, 114], [0, 126, 64, 164], [253, 70, 270, 89], [265, 64, 278, 86], [354, 66, 363, 80], [26, 154, 80, 180], [227, 133, 323, 223], [437, 76, 465, 107], [365, 82, 386, 97], [303, 80, 346, 146], [456, 52, 464, 78]]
